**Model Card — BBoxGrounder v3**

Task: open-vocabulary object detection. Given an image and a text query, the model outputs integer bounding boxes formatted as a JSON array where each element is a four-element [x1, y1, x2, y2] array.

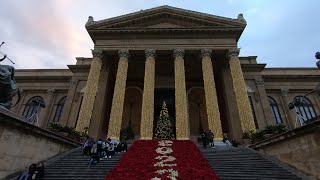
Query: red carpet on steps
[[106, 140, 219, 180]]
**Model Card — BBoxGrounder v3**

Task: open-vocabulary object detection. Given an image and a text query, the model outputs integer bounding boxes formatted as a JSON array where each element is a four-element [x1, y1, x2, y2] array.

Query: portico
[[75, 6, 256, 141]]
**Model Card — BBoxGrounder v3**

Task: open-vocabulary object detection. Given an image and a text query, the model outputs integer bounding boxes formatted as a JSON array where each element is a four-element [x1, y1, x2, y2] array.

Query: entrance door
[[154, 88, 176, 139]]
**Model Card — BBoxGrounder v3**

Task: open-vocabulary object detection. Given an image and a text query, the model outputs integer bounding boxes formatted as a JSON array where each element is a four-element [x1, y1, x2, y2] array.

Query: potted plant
[[274, 124, 287, 134], [49, 123, 62, 133], [242, 131, 251, 145], [263, 125, 276, 139]]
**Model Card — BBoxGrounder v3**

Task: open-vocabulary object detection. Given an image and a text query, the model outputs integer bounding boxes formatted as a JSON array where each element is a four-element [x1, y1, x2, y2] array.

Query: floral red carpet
[[106, 140, 219, 180]]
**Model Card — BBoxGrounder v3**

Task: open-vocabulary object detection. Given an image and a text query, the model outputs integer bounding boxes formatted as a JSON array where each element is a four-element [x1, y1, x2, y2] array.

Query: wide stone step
[[199, 144, 302, 180]]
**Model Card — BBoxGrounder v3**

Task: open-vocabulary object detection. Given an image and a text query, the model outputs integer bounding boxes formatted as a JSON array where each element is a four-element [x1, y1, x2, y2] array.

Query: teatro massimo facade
[[12, 6, 320, 142]]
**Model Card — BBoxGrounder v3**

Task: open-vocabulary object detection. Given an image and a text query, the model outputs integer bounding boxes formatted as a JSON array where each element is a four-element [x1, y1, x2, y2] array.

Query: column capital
[[255, 78, 264, 86], [69, 79, 79, 86], [280, 88, 289, 97], [145, 49, 156, 58], [226, 48, 240, 59], [118, 49, 130, 58], [173, 49, 185, 58], [91, 49, 103, 59], [200, 48, 212, 58], [47, 88, 55, 96]]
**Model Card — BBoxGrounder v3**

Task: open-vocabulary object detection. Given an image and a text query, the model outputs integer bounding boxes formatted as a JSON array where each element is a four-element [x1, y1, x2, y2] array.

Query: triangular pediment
[[86, 5, 246, 30]]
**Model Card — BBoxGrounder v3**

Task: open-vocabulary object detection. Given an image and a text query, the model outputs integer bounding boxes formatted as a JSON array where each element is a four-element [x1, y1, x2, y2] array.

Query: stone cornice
[[86, 5, 245, 29], [241, 64, 266, 72], [68, 65, 91, 73]]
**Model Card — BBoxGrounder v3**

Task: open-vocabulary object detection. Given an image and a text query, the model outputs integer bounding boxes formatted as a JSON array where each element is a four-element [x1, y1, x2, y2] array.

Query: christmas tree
[[154, 101, 174, 140]]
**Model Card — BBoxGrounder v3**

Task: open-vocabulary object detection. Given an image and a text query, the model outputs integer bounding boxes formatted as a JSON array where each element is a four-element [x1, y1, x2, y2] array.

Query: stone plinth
[[0, 108, 80, 179], [251, 120, 320, 179]]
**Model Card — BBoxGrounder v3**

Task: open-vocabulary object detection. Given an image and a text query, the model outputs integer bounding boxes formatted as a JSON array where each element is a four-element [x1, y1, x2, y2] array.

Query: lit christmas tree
[[154, 101, 174, 140]]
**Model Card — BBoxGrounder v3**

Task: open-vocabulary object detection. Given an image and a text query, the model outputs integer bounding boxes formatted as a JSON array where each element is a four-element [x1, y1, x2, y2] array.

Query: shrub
[[274, 124, 287, 134], [49, 123, 62, 131]]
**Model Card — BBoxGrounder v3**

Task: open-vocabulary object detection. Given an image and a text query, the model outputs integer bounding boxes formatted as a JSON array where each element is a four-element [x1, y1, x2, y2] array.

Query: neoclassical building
[[11, 6, 320, 141]]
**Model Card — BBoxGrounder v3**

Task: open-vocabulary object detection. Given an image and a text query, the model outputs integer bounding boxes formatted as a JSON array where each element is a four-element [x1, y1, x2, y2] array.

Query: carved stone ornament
[[226, 48, 240, 60], [173, 49, 185, 58], [47, 89, 55, 96], [200, 48, 212, 58], [255, 78, 264, 86], [85, 16, 94, 26], [145, 49, 156, 58], [237, 13, 247, 24], [91, 49, 103, 59], [280, 88, 289, 97], [0, 64, 19, 110], [118, 49, 130, 58]]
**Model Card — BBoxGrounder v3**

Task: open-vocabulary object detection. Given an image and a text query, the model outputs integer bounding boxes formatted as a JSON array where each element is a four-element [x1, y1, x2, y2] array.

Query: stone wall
[[251, 120, 320, 179], [0, 108, 80, 179]]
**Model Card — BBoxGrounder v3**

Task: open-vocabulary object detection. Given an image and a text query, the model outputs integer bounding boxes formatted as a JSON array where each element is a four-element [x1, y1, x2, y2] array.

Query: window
[[248, 96, 258, 129], [293, 96, 317, 121], [53, 96, 67, 122], [22, 96, 45, 119], [268, 96, 283, 124]]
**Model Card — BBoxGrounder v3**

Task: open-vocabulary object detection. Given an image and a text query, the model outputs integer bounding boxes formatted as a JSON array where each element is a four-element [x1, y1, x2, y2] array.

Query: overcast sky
[[0, 0, 319, 69]]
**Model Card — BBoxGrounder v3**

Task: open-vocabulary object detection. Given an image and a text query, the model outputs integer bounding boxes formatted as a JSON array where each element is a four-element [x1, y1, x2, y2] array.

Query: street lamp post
[[316, 52, 320, 69]]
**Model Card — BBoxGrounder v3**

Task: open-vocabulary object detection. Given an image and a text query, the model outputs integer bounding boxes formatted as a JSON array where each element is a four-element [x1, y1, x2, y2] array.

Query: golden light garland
[[140, 49, 156, 140], [227, 49, 256, 132], [107, 49, 129, 140], [76, 49, 103, 132], [201, 49, 223, 139], [173, 49, 190, 140]]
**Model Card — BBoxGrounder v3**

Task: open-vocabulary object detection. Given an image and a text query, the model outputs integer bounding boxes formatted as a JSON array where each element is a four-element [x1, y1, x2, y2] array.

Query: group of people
[[83, 137, 127, 167], [17, 162, 44, 180], [200, 130, 215, 149]]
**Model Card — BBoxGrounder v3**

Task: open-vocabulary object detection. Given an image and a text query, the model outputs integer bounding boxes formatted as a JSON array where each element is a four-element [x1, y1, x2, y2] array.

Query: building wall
[[10, 57, 320, 136]]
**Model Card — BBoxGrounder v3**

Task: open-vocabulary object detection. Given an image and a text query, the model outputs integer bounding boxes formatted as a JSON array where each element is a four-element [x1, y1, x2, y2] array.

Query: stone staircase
[[42, 148, 123, 180], [200, 141, 305, 180]]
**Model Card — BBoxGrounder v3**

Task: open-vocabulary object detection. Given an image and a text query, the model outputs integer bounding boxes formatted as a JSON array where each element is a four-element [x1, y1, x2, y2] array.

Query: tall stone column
[[173, 49, 190, 140], [200, 49, 222, 139], [279, 89, 293, 129], [107, 49, 130, 140], [140, 49, 156, 140], [60, 79, 78, 126], [255, 78, 274, 127], [76, 49, 103, 132], [227, 48, 256, 132], [88, 64, 110, 140], [40, 89, 56, 128]]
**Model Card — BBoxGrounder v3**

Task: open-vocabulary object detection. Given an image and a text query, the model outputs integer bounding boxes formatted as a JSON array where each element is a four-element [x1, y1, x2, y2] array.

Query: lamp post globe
[[316, 52, 320, 69]]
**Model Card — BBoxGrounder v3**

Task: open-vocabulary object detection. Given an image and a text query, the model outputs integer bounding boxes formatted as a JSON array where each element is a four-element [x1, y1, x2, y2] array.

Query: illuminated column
[[200, 48, 222, 139], [140, 49, 156, 140], [76, 49, 103, 132], [107, 49, 130, 140], [227, 48, 256, 132], [173, 49, 190, 140]]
